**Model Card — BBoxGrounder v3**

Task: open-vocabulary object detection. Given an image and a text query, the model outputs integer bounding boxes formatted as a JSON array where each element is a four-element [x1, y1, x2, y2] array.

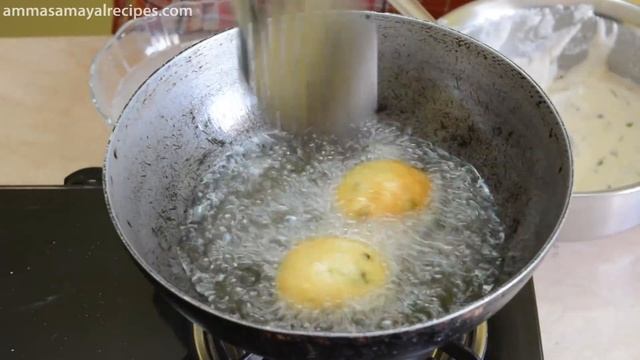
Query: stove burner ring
[[193, 323, 488, 360]]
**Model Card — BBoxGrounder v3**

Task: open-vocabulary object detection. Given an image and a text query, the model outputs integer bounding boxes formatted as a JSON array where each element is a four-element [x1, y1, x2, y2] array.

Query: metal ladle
[[234, 0, 433, 137]]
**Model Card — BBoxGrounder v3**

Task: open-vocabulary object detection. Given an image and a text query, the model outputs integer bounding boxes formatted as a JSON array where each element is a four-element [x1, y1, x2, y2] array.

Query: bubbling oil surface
[[177, 120, 505, 332]]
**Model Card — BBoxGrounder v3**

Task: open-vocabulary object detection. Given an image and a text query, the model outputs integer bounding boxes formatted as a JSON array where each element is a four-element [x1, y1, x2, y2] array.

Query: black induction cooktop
[[0, 182, 543, 360]]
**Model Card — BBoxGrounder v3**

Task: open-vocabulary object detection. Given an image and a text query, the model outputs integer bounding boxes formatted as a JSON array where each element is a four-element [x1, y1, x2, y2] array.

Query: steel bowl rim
[[574, 182, 640, 196]]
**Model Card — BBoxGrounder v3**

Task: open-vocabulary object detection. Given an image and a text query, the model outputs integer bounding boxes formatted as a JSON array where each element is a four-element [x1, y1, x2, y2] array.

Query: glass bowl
[[89, 0, 236, 125]]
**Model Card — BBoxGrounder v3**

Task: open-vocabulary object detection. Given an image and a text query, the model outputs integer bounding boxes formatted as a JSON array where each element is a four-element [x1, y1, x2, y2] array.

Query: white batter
[[455, 6, 640, 192], [546, 24, 640, 192]]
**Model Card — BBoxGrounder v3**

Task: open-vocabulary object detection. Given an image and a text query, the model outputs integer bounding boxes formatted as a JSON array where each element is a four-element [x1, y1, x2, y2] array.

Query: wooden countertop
[[0, 36, 110, 185]]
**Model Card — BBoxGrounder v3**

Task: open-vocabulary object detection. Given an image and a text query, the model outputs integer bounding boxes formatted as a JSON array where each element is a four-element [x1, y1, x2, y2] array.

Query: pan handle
[[438, 342, 482, 360], [64, 167, 103, 187]]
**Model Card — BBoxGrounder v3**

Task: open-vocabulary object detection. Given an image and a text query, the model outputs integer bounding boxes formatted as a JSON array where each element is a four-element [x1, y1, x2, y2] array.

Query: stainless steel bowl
[[441, 0, 640, 241]]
